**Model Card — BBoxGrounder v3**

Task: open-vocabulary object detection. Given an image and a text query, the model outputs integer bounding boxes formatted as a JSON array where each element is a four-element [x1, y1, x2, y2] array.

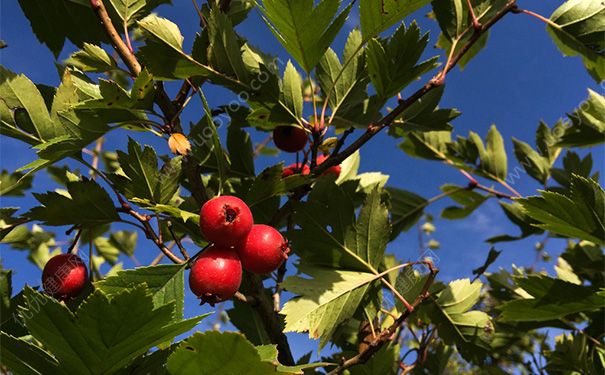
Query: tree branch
[[327, 262, 439, 374], [312, 0, 518, 177], [90, 0, 141, 75]]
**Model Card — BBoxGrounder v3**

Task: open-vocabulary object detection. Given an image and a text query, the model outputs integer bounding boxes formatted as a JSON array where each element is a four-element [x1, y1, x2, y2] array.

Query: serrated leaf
[[427, 279, 493, 363], [512, 138, 550, 184], [289, 180, 388, 271], [366, 22, 438, 99], [389, 85, 460, 134], [95, 265, 186, 319], [472, 125, 507, 180], [245, 164, 309, 208], [558, 89, 605, 147], [517, 174, 605, 245], [109, 230, 138, 256], [0, 169, 33, 196], [281, 266, 377, 349], [359, 0, 430, 39], [317, 29, 369, 120], [486, 201, 544, 243], [499, 274, 605, 321], [387, 187, 428, 240], [0, 332, 61, 375], [17, 0, 108, 57], [206, 8, 249, 82], [282, 61, 304, 121], [257, 0, 352, 72], [547, 0, 605, 82], [28, 179, 119, 226], [198, 90, 229, 195], [20, 286, 205, 374], [255, 344, 332, 373], [440, 184, 488, 219], [227, 124, 255, 177], [167, 331, 276, 374], [65, 43, 117, 72]]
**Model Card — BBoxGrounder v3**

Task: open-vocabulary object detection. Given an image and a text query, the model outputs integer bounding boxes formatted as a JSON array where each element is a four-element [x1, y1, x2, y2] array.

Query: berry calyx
[[236, 224, 289, 274], [42, 253, 88, 301], [199, 195, 253, 247], [273, 126, 308, 153], [188, 246, 242, 305], [282, 163, 311, 178], [316, 154, 342, 178]]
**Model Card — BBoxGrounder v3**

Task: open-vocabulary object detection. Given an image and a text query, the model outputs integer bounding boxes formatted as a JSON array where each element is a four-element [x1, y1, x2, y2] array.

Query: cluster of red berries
[[273, 125, 342, 179], [190, 195, 289, 305]]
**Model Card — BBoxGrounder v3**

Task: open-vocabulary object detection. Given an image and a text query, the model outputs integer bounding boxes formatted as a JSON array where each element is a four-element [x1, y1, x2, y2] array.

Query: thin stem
[[168, 221, 190, 260], [381, 278, 413, 312], [123, 20, 133, 53], [331, 127, 354, 156], [67, 229, 82, 254], [465, 0, 482, 29], [253, 134, 273, 157], [496, 178, 523, 198], [90, 0, 141, 75], [513, 8, 561, 29]]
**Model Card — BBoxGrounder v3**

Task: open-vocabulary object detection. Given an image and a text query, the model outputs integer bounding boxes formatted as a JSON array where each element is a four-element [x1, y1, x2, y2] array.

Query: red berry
[[317, 155, 342, 177], [236, 224, 289, 274], [189, 246, 242, 305], [42, 253, 88, 301], [273, 126, 308, 153], [199, 195, 253, 247], [282, 163, 311, 178]]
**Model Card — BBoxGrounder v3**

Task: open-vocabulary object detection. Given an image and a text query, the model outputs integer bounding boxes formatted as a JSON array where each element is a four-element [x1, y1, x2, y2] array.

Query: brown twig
[[327, 262, 439, 374], [167, 221, 190, 260], [312, 0, 518, 178], [90, 0, 141, 75], [331, 127, 355, 156]]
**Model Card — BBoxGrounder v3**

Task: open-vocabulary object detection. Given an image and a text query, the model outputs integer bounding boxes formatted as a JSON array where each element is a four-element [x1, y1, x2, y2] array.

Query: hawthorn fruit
[[282, 163, 311, 178], [317, 154, 341, 178], [199, 195, 253, 247], [188, 245, 242, 305], [42, 253, 88, 301], [273, 126, 308, 153], [236, 224, 289, 274]]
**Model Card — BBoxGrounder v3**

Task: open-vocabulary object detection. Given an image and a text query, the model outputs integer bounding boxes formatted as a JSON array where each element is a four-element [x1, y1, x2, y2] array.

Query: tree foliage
[[1, 0, 604, 373]]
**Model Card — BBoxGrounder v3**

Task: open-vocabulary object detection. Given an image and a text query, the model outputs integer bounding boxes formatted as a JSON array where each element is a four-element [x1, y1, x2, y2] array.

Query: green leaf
[[206, 8, 249, 83], [245, 164, 309, 208], [167, 331, 277, 374], [108, 0, 170, 24], [109, 230, 138, 256], [257, 0, 352, 72], [517, 174, 605, 245], [111, 138, 182, 204], [545, 334, 605, 374], [365, 22, 438, 99], [227, 125, 255, 177], [440, 184, 488, 219], [95, 264, 186, 320], [20, 286, 205, 374], [0, 169, 33, 196], [499, 274, 605, 322], [472, 125, 507, 180], [399, 130, 451, 160], [0, 70, 56, 140], [255, 344, 332, 373], [316, 29, 369, 120], [359, 0, 430, 39], [227, 298, 271, 346], [0, 332, 61, 375], [281, 60, 304, 121], [28, 179, 119, 227], [281, 266, 378, 349], [487, 201, 544, 243], [512, 138, 550, 184], [426, 279, 494, 363], [558, 89, 605, 147], [547, 0, 605, 82], [65, 43, 117, 73], [198, 90, 229, 195], [389, 85, 460, 134], [17, 0, 108, 57], [289, 180, 388, 271], [387, 187, 428, 240]]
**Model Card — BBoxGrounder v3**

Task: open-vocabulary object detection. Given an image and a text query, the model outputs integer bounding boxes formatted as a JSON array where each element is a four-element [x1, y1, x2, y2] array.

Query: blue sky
[[1, 0, 603, 362]]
